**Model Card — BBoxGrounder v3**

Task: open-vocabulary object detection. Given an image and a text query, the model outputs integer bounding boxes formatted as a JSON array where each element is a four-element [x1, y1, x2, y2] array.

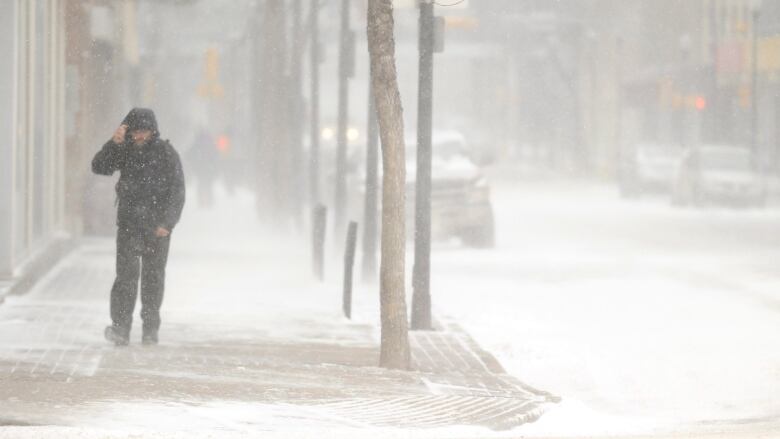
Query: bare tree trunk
[[309, 0, 321, 207], [367, 0, 411, 370], [258, 0, 288, 226], [289, 0, 305, 228]]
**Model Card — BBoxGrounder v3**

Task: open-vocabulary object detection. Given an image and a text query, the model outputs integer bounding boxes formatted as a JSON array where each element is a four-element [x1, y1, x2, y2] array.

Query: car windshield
[[701, 150, 751, 171], [434, 140, 467, 160], [640, 145, 677, 158], [406, 136, 469, 164]]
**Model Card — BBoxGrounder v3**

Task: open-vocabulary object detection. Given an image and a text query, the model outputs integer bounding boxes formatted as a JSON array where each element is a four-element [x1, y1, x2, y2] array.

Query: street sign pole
[[309, 0, 321, 206], [411, 0, 434, 331], [335, 0, 351, 240], [362, 83, 380, 281]]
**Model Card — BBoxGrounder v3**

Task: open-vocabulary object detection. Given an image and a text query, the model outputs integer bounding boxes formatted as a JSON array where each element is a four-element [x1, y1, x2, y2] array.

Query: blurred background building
[[3, 0, 780, 280]]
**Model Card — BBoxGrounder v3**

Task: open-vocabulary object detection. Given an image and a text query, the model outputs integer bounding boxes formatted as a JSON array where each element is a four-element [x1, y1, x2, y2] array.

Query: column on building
[[0, 1, 17, 278], [0, 0, 66, 280]]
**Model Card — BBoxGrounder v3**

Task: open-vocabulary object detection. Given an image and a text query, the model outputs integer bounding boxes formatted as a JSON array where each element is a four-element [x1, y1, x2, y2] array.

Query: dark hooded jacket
[[92, 108, 186, 232]]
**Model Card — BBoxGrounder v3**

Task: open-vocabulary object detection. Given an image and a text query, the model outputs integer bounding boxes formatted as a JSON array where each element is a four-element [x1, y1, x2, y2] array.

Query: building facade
[[622, 0, 780, 164], [1, 0, 67, 279], [1, 0, 141, 281]]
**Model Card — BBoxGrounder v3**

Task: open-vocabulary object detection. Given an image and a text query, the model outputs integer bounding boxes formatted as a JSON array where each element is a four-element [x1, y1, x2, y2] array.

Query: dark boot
[[105, 325, 130, 346], [142, 330, 158, 345]]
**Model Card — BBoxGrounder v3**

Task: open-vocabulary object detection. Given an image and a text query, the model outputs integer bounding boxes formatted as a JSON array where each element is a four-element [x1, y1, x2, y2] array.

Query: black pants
[[110, 226, 171, 334]]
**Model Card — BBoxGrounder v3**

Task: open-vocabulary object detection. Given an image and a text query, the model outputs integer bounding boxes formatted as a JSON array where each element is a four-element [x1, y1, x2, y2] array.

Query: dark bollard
[[342, 221, 359, 319], [312, 204, 328, 280]]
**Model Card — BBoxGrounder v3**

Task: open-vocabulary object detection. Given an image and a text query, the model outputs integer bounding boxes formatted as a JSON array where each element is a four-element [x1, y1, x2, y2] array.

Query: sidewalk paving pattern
[[0, 240, 557, 432]]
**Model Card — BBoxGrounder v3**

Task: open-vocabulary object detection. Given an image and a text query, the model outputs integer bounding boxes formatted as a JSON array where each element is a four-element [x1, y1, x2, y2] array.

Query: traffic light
[[739, 85, 751, 108], [198, 48, 225, 99], [215, 134, 230, 154], [694, 96, 707, 111]]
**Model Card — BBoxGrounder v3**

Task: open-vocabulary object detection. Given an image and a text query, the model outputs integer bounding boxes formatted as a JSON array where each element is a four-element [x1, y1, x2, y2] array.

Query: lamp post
[[411, 0, 434, 331], [335, 0, 352, 239], [679, 33, 691, 148], [750, 0, 762, 166], [310, 0, 322, 207]]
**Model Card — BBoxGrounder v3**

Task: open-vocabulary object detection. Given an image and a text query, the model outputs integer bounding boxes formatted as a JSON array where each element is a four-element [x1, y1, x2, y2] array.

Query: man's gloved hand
[[112, 124, 128, 144]]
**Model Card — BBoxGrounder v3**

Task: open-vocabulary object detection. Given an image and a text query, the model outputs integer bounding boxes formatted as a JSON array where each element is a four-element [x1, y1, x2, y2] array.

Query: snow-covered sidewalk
[[0, 189, 553, 437]]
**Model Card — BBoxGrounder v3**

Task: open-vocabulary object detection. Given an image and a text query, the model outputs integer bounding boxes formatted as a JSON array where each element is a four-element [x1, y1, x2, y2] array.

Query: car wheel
[[671, 183, 688, 207], [674, 179, 698, 207], [619, 174, 640, 199], [462, 212, 495, 249], [691, 185, 704, 207]]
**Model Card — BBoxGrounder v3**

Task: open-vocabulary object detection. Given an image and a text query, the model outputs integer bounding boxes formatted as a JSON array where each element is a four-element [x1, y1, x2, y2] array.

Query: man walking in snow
[[92, 108, 186, 346]]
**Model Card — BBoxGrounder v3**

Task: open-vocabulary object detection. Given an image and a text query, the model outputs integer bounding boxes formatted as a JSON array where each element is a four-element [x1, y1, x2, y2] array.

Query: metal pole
[[615, 37, 623, 173], [708, 0, 720, 143], [411, 0, 434, 331], [309, 0, 321, 206], [751, 8, 759, 167], [573, 20, 586, 172], [362, 85, 379, 281], [679, 35, 691, 149], [291, 0, 304, 227], [334, 0, 351, 239], [343, 221, 359, 319], [312, 204, 327, 280]]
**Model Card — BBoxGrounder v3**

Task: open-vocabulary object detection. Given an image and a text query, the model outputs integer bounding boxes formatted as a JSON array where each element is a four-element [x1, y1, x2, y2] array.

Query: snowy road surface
[[1, 170, 779, 438], [432, 171, 780, 437]]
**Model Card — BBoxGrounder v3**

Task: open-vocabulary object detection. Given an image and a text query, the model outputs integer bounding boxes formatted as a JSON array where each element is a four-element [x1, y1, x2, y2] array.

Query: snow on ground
[[3, 174, 780, 438], [431, 173, 780, 436], [164, 186, 381, 347], [3, 184, 530, 438], [89, 176, 780, 437]]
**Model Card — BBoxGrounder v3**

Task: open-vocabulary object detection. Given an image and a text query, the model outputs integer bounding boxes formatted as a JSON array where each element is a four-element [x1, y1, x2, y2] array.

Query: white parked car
[[619, 142, 681, 197], [352, 130, 495, 248], [671, 145, 766, 207], [407, 131, 495, 248]]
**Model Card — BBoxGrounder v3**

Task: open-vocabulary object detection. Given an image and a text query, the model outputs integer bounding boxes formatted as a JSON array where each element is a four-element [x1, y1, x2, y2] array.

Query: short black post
[[342, 221, 358, 319], [312, 204, 327, 280]]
